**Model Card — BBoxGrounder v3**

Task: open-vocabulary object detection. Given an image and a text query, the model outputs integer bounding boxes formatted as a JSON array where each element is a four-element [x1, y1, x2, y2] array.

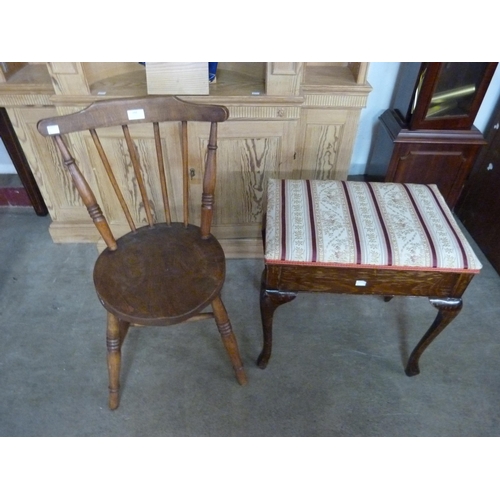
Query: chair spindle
[[90, 128, 136, 232], [122, 124, 154, 227], [153, 122, 171, 225], [200, 122, 218, 238]]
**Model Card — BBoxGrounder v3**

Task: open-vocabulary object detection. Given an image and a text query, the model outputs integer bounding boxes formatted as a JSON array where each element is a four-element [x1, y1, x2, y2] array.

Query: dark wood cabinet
[[371, 62, 498, 209], [380, 109, 486, 208], [456, 96, 500, 275]]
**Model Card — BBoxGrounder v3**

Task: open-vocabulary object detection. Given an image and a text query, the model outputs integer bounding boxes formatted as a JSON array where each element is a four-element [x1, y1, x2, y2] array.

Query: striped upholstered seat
[[265, 179, 481, 274]]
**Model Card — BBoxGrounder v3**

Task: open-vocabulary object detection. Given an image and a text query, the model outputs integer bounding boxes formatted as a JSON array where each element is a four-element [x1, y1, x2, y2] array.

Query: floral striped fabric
[[264, 179, 482, 273]]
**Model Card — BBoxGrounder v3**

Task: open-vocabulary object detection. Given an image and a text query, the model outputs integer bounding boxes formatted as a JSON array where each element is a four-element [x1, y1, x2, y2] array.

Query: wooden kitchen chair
[[38, 96, 247, 410], [258, 179, 482, 375]]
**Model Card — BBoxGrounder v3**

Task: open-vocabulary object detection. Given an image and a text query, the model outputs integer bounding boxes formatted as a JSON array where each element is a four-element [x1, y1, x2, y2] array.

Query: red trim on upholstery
[[280, 179, 286, 261], [306, 180, 317, 262], [341, 182, 361, 265], [425, 185, 469, 270], [367, 182, 392, 266], [402, 184, 438, 268]]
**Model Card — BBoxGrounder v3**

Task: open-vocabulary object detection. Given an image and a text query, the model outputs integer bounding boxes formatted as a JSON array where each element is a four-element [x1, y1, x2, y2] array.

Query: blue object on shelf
[[209, 62, 218, 83]]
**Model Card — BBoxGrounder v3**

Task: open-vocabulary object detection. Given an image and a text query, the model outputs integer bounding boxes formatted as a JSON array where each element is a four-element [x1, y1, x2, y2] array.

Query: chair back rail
[[37, 96, 229, 249]]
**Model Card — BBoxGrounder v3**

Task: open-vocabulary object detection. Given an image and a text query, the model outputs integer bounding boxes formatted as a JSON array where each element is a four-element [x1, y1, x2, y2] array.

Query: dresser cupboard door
[[188, 120, 297, 244], [295, 109, 362, 180], [385, 142, 481, 208]]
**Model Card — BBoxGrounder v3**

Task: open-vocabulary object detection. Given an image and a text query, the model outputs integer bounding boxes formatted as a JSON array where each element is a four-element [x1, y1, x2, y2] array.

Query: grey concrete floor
[[1, 207, 500, 437]]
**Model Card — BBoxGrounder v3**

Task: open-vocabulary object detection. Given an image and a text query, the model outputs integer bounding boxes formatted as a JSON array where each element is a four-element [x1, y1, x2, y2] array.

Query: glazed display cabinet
[[372, 62, 498, 209]]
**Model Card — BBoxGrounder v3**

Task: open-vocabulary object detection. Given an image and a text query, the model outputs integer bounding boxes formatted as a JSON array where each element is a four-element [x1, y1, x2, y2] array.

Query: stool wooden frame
[[258, 263, 472, 376]]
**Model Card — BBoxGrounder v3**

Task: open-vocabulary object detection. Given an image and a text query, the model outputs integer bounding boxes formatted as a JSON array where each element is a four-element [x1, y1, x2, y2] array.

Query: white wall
[[0, 139, 16, 174], [350, 62, 401, 175], [474, 65, 500, 132], [349, 62, 500, 176]]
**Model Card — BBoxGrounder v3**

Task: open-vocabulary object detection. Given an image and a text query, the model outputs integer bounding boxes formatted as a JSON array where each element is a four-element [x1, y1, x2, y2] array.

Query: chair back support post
[[201, 122, 218, 238], [53, 134, 117, 251]]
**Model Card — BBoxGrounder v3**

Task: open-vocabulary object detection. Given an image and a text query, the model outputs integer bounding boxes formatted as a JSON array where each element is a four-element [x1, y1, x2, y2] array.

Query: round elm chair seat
[[93, 223, 225, 326]]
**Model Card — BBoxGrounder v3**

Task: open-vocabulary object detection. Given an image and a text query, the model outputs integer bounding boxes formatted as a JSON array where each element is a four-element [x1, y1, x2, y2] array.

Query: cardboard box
[[146, 62, 209, 95]]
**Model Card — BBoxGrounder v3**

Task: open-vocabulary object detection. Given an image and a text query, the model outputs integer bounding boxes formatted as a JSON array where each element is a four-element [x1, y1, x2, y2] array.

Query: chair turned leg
[[257, 277, 297, 369], [106, 312, 129, 410], [405, 297, 463, 377], [212, 295, 247, 386]]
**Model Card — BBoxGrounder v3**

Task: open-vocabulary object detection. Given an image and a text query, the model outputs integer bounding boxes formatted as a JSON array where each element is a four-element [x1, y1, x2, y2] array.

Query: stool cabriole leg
[[405, 297, 463, 376], [258, 273, 297, 369]]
